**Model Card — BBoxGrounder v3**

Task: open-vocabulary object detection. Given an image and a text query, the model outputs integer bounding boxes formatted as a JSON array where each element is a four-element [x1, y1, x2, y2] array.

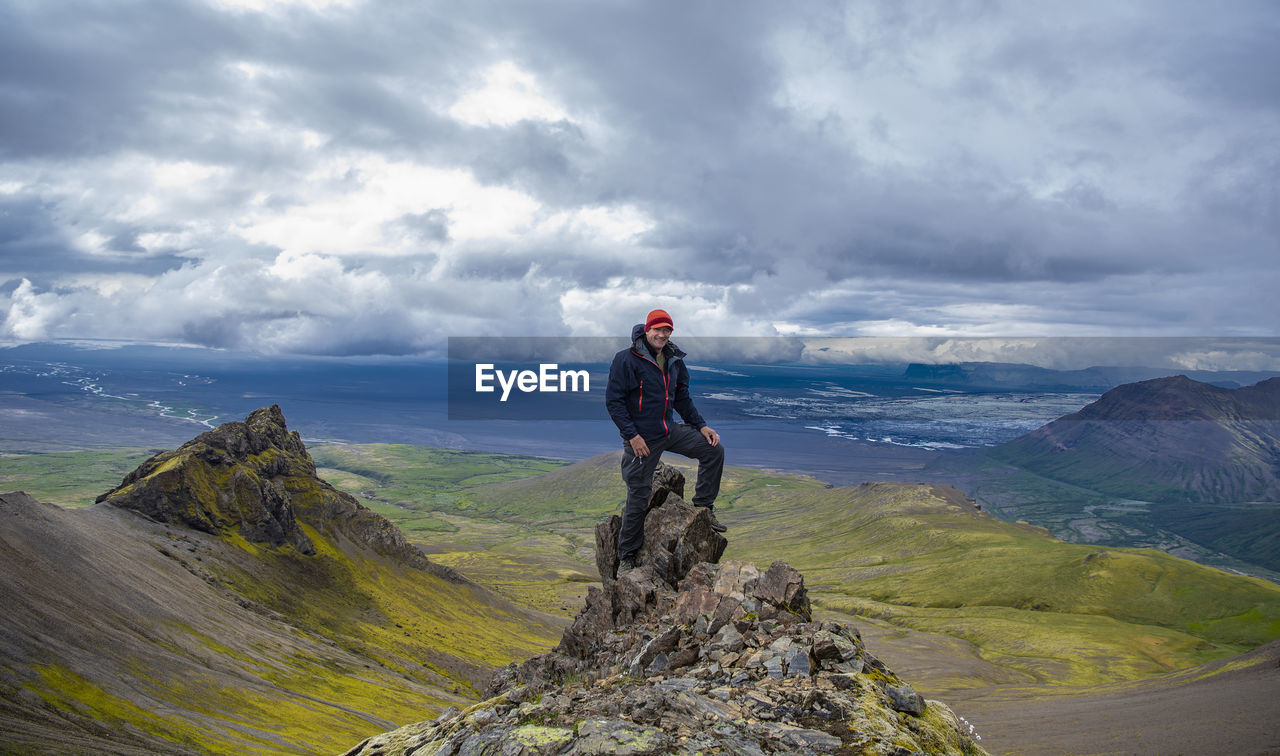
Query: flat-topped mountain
[[984, 376, 1280, 571], [1052, 373, 1278, 421], [992, 375, 1280, 501]]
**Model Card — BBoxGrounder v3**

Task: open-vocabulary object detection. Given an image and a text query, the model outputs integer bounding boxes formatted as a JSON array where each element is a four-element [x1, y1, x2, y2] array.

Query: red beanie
[[645, 309, 674, 331]]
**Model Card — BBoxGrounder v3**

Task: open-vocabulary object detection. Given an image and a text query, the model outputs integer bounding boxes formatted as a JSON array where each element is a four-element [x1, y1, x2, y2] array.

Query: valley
[[313, 446, 1280, 754], [3, 377, 1280, 753], [932, 376, 1280, 582]]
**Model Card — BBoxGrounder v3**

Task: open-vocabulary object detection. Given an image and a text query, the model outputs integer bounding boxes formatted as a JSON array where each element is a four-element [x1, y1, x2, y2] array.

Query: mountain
[[991, 375, 1280, 501], [902, 361, 1279, 390], [984, 376, 1280, 571], [3, 410, 986, 755], [0, 406, 561, 755], [95, 404, 439, 567], [345, 466, 986, 755], [7, 404, 1280, 753]]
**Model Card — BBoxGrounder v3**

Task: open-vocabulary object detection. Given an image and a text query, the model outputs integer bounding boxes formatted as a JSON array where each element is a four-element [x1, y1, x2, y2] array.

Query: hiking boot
[[702, 508, 727, 533], [617, 557, 638, 574]]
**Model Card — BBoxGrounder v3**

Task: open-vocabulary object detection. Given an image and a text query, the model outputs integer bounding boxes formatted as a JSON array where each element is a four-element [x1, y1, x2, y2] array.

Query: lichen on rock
[[342, 463, 987, 756], [97, 405, 457, 578], [97, 405, 318, 554]]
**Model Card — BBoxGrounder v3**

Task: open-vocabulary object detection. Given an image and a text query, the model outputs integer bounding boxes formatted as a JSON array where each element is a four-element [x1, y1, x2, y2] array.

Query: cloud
[[0, 0, 1276, 357], [799, 336, 1280, 372], [448, 61, 573, 127]]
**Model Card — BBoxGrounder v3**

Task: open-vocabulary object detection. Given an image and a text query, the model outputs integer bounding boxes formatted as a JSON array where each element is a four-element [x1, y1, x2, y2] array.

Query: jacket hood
[[630, 323, 686, 359]]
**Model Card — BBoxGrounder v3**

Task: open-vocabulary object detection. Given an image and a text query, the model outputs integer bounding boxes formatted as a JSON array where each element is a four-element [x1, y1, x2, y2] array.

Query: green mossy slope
[[2, 411, 563, 756], [723, 480, 1280, 685]]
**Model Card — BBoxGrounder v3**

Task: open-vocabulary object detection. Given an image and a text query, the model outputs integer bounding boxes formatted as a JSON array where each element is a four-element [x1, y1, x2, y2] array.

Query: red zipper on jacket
[[660, 370, 669, 434], [632, 349, 671, 435]]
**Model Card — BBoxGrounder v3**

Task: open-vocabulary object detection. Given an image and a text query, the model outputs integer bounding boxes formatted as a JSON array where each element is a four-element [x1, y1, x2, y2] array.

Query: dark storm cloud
[[0, 1, 242, 158], [1144, 1, 1280, 112], [467, 2, 1190, 289], [467, 120, 593, 198], [0, 0, 475, 163], [1, 0, 1276, 355], [499, 1, 783, 130], [0, 195, 187, 284]]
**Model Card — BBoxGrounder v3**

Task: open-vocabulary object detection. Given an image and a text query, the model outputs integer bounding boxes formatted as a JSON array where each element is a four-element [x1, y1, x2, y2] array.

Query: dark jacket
[[606, 324, 707, 442]]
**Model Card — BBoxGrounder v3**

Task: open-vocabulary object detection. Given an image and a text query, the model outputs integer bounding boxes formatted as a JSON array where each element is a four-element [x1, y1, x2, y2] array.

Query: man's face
[[645, 326, 673, 351]]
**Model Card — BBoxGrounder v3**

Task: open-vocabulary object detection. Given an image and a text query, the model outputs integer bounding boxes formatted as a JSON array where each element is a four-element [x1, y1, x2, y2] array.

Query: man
[[605, 308, 725, 574]]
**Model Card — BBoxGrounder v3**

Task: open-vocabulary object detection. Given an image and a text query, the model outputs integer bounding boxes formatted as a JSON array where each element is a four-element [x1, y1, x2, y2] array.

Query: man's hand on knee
[[700, 426, 720, 447]]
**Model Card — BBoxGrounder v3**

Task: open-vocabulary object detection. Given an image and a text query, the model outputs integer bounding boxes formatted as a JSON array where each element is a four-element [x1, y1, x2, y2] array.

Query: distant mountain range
[[978, 376, 1280, 573], [903, 361, 1280, 391]]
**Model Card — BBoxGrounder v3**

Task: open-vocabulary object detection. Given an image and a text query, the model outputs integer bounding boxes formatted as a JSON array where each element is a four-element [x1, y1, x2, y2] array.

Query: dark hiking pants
[[617, 422, 724, 561]]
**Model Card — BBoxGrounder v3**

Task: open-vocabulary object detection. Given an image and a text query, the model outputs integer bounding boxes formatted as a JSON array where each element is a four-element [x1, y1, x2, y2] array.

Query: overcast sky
[[2, 0, 1277, 358]]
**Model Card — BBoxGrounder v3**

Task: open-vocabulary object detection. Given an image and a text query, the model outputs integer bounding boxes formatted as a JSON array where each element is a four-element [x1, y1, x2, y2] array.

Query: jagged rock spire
[[97, 406, 455, 577], [97, 405, 317, 554], [594, 463, 728, 590], [344, 464, 986, 755]]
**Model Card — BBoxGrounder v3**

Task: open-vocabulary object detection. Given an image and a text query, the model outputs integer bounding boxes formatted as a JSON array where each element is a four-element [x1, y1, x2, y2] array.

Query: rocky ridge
[[1, 407, 561, 755], [344, 465, 985, 755], [96, 404, 456, 578]]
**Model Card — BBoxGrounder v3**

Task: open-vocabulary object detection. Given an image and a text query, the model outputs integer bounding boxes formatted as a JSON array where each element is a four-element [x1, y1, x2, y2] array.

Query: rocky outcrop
[[97, 405, 316, 553], [0, 412, 558, 756], [97, 405, 456, 577], [343, 464, 986, 756], [593, 462, 719, 589]]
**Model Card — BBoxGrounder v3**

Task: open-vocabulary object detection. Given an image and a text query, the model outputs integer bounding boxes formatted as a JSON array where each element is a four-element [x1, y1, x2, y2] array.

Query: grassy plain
[[307, 444, 598, 614], [310, 446, 832, 615], [722, 480, 1280, 686], [0, 448, 159, 506]]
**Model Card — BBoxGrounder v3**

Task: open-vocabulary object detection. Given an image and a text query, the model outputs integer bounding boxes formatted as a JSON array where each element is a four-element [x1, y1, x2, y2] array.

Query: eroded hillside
[[0, 407, 562, 755]]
